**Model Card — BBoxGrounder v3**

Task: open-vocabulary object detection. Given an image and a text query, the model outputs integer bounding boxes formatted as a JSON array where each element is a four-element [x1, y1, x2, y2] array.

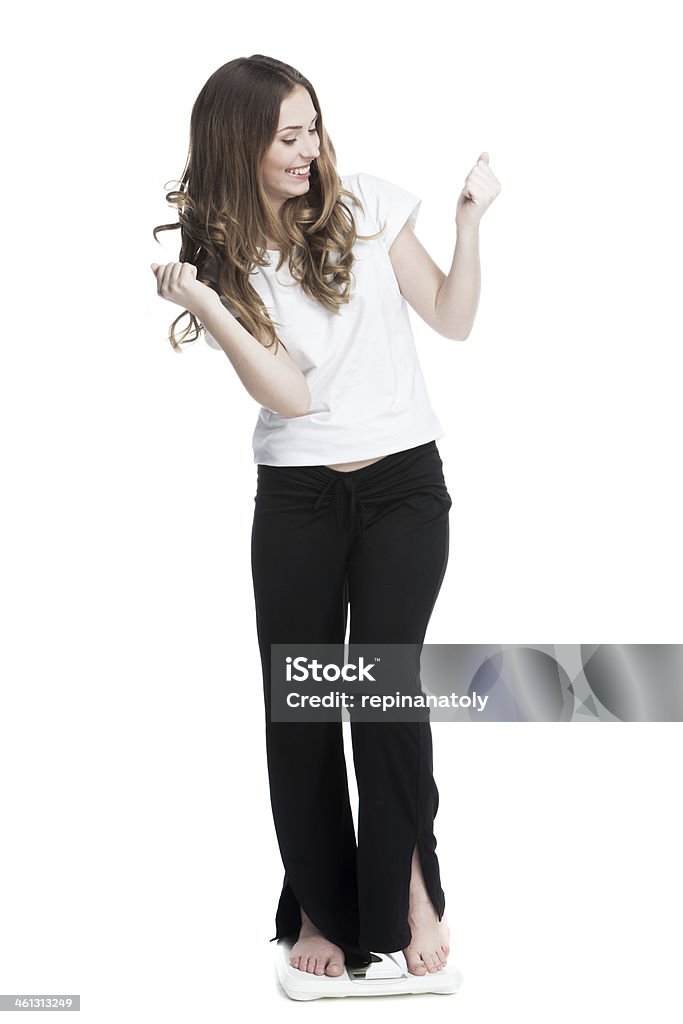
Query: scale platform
[[273, 936, 464, 1000]]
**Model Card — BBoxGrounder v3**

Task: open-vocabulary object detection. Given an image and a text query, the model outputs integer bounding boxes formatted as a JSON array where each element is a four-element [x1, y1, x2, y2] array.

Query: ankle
[[408, 887, 434, 907], [298, 921, 319, 937], [298, 909, 319, 935]]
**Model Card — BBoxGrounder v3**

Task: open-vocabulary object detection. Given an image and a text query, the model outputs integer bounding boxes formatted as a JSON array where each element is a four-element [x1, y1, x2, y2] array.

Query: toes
[[425, 952, 441, 973], [405, 947, 450, 975], [434, 949, 447, 969], [432, 949, 450, 971], [290, 944, 347, 977], [405, 952, 428, 976]]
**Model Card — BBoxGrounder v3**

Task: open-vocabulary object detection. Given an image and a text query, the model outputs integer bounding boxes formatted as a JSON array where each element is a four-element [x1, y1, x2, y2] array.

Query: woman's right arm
[[199, 296, 311, 418], [151, 261, 311, 419]]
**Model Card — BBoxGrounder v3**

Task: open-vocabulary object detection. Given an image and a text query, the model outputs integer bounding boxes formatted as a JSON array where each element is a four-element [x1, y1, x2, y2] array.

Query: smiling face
[[260, 85, 320, 216]]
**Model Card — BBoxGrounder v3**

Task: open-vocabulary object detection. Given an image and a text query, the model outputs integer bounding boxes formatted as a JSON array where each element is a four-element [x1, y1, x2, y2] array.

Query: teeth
[[286, 166, 309, 175]]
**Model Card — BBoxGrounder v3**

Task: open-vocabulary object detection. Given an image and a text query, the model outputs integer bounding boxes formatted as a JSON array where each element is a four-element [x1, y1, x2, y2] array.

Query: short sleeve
[[204, 295, 239, 350], [351, 171, 422, 252]]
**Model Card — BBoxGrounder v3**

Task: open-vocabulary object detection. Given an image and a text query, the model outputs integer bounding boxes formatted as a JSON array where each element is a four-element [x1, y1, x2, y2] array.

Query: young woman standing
[[151, 54, 501, 980]]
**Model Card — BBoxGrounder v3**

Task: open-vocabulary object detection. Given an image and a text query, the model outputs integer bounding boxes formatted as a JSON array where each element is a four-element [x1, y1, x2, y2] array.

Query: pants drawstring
[[313, 476, 366, 538]]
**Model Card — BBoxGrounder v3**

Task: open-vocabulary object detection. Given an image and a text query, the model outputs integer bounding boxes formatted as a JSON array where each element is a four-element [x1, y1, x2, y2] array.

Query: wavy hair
[[152, 54, 384, 353]]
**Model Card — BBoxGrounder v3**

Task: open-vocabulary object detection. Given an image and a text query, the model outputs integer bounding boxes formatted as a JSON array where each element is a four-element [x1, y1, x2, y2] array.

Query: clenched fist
[[150, 261, 221, 318], [456, 153, 501, 231]]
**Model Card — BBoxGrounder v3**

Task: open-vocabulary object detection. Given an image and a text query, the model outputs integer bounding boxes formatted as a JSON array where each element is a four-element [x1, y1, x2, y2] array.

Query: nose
[[299, 144, 319, 162]]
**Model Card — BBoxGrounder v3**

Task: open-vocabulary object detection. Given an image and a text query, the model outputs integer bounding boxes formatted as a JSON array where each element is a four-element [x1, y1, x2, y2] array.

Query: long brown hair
[[152, 54, 383, 353]]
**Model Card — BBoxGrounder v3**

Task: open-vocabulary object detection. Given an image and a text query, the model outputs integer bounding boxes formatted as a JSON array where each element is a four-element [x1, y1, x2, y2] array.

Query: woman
[[151, 54, 500, 979]]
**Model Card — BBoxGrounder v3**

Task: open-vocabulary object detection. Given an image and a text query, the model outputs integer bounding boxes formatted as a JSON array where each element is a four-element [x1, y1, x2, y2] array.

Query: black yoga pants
[[250, 439, 453, 968]]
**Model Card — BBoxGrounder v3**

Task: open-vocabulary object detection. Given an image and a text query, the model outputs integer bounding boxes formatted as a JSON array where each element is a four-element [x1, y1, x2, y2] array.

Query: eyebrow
[[277, 114, 318, 133]]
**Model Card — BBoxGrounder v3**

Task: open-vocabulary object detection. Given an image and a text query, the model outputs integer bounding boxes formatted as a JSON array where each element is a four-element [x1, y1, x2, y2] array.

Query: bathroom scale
[[273, 936, 464, 1000]]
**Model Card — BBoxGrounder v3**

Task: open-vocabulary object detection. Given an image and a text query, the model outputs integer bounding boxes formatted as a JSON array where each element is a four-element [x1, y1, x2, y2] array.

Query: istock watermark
[[285, 655, 379, 683], [269, 644, 683, 722]]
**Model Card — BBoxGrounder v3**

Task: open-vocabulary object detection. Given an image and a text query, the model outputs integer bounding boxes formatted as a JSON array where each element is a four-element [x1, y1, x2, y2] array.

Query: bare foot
[[403, 846, 451, 976], [289, 908, 346, 977]]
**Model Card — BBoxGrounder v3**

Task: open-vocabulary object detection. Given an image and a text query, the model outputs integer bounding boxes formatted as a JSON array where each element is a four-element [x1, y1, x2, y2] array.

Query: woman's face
[[261, 85, 320, 212]]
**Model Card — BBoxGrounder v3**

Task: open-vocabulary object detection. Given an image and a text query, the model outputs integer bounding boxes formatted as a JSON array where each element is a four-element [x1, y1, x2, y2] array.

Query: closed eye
[[283, 129, 319, 145]]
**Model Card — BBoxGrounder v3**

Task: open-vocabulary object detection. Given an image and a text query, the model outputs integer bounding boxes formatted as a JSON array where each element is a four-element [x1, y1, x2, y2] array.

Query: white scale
[[273, 936, 464, 1000]]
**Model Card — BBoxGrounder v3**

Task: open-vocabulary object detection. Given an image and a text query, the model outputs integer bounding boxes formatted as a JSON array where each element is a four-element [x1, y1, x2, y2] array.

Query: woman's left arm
[[390, 153, 501, 341]]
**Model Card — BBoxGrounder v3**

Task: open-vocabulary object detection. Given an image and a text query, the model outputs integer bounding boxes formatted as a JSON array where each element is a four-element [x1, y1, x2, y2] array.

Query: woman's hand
[[455, 153, 501, 231], [150, 261, 221, 318]]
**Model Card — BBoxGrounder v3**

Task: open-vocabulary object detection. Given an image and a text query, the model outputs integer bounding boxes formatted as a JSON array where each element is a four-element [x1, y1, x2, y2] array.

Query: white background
[[2, 0, 682, 1020]]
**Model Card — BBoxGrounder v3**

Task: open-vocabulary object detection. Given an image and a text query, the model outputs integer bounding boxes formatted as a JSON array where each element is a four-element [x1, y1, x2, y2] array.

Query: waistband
[[257, 441, 447, 539]]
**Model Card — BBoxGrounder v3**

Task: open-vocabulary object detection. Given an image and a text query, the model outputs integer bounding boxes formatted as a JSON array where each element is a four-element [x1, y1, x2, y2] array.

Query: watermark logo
[[269, 644, 683, 723], [285, 655, 377, 683]]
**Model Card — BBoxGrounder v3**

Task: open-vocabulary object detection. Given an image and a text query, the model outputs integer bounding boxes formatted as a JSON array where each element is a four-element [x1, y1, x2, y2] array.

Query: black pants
[[250, 440, 452, 967]]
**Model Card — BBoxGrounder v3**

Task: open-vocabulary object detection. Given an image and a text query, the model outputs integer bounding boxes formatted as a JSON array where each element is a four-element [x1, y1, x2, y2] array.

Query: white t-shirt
[[204, 171, 445, 466]]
